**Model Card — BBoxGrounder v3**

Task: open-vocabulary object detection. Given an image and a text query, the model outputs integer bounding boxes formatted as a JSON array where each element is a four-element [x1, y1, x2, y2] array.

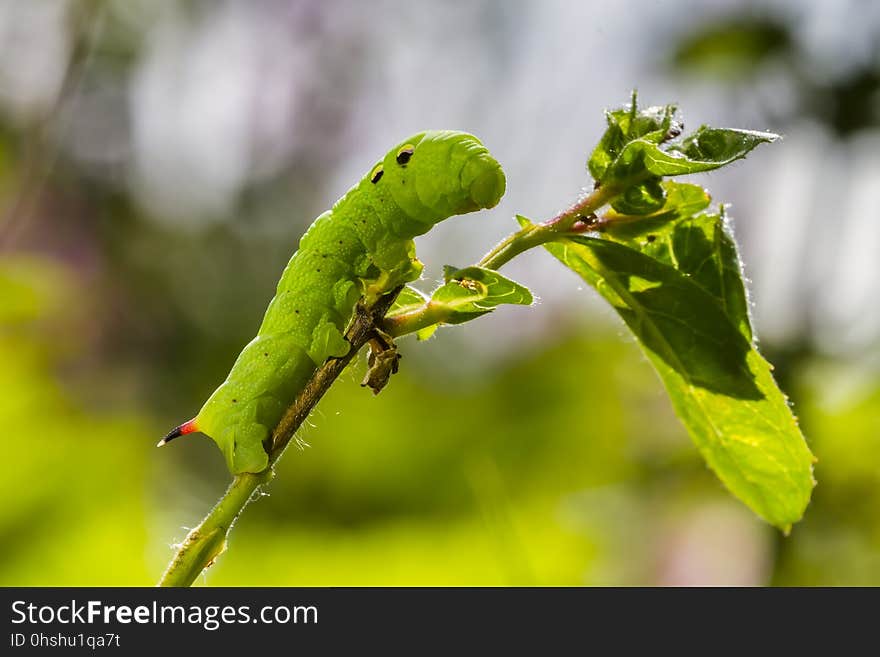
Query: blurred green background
[[2, 0, 879, 586]]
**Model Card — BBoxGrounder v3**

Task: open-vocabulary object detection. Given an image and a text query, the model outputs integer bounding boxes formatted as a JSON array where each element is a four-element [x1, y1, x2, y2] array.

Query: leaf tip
[[515, 214, 534, 228]]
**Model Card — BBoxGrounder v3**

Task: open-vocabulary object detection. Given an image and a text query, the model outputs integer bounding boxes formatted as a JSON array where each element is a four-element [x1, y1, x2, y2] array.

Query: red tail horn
[[157, 419, 198, 447]]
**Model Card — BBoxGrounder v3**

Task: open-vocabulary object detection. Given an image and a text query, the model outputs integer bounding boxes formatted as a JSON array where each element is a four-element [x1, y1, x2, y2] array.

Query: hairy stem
[[158, 471, 270, 587], [158, 290, 402, 587], [478, 184, 618, 270]]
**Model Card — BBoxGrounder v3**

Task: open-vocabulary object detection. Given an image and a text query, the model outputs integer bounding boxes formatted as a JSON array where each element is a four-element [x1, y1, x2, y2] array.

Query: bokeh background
[[2, 0, 879, 586]]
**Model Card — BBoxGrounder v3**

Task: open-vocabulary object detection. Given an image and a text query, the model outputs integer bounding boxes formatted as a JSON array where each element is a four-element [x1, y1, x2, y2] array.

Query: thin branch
[[158, 290, 402, 587], [267, 293, 402, 457], [477, 183, 619, 271], [384, 301, 447, 338], [158, 177, 625, 586]]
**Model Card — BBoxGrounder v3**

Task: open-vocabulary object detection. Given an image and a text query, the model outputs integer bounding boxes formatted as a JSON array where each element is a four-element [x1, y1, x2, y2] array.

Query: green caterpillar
[[159, 130, 505, 474]]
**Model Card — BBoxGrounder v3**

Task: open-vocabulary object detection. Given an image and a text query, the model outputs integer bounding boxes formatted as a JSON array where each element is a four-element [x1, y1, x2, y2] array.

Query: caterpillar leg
[[361, 326, 400, 394], [363, 236, 422, 304]]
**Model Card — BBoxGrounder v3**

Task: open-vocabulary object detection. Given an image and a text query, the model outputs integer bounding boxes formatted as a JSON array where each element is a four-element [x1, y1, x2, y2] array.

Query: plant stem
[[158, 471, 270, 587], [158, 291, 402, 587], [386, 184, 620, 339], [478, 184, 618, 270], [384, 302, 448, 338], [159, 181, 621, 586]]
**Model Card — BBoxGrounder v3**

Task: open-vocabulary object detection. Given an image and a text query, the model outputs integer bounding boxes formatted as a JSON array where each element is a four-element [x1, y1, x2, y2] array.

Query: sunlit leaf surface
[[546, 233, 815, 529]]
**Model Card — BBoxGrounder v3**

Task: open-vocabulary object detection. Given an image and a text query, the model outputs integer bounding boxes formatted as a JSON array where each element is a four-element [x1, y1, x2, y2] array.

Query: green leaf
[[385, 268, 533, 339], [610, 177, 666, 215], [589, 97, 778, 237], [588, 101, 680, 182], [432, 266, 533, 324], [546, 235, 814, 530], [606, 207, 752, 342], [515, 214, 534, 229], [672, 125, 779, 165], [606, 127, 778, 183], [603, 181, 711, 230], [599, 182, 750, 341]]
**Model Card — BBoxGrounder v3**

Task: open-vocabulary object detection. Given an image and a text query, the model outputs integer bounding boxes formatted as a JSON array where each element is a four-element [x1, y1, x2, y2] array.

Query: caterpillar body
[[160, 130, 506, 474]]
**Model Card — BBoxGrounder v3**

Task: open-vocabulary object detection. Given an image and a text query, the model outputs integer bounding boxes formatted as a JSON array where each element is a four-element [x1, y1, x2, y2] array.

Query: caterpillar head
[[368, 130, 505, 236]]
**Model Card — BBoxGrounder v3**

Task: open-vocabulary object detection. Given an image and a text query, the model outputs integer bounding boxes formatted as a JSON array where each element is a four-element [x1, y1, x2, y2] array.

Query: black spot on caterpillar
[[396, 144, 415, 165]]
